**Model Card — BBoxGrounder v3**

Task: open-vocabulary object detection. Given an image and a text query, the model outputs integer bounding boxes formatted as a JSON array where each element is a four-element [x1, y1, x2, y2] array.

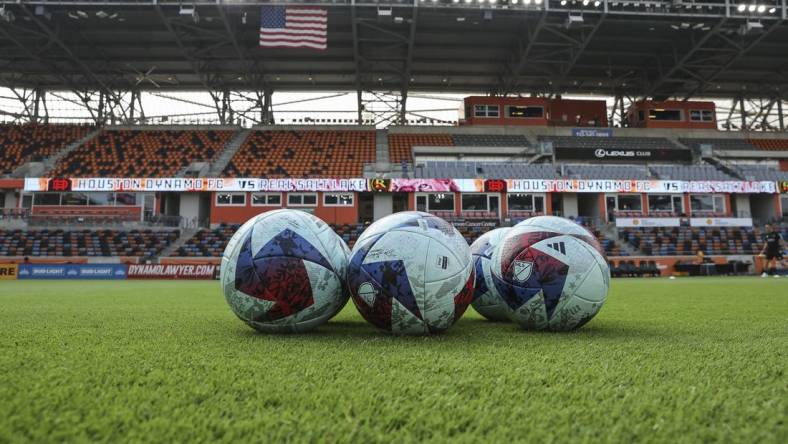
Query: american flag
[[259, 6, 327, 50]]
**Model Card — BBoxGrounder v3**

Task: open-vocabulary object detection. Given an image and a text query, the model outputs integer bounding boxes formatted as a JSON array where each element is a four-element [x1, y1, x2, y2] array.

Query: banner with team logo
[[615, 218, 682, 228], [23, 177, 778, 194], [689, 217, 754, 227], [0, 263, 17, 280]]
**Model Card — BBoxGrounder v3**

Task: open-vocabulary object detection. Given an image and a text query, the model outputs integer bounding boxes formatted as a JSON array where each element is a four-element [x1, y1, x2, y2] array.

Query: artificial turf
[[0, 277, 785, 443]]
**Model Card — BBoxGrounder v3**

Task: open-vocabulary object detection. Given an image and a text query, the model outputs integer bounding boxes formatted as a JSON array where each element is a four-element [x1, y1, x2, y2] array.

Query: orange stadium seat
[[388, 134, 453, 163], [0, 124, 92, 175], [50, 129, 234, 177], [222, 130, 375, 177], [748, 139, 788, 151]]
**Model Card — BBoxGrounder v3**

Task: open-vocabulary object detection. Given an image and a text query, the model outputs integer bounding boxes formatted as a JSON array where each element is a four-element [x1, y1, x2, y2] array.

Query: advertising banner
[[571, 128, 613, 137], [555, 147, 693, 162], [24, 177, 369, 193], [24, 178, 778, 194], [615, 218, 681, 228], [689, 217, 754, 227], [127, 263, 217, 279], [17, 264, 128, 280], [0, 263, 17, 280]]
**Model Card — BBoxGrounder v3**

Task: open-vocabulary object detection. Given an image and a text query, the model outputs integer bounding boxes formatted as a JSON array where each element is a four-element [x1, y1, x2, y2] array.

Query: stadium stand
[[451, 134, 530, 147], [678, 138, 756, 151], [223, 130, 375, 177], [539, 136, 680, 150], [736, 164, 788, 181], [416, 161, 556, 179], [0, 228, 178, 257], [649, 164, 735, 180], [0, 124, 92, 175], [748, 139, 788, 151], [50, 129, 235, 177], [388, 133, 453, 163], [619, 227, 762, 256], [564, 164, 651, 180], [176, 222, 368, 256]]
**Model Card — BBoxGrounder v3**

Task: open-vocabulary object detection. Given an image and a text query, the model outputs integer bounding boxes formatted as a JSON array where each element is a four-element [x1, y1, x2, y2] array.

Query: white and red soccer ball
[[469, 227, 511, 322], [220, 209, 349, 333], [490, 216, 610, 331], [346, 211, 474, 335]]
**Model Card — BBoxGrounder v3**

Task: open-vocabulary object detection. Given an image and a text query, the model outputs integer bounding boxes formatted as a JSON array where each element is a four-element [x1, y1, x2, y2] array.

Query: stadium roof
[[0, 1, 787, 101]]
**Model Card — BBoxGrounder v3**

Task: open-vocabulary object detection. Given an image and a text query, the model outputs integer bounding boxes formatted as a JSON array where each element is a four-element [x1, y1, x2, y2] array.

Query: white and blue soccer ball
[[469, 227, 511, 322], [220, 209, 349, 333], [491, 216, 609, 331], [347, 211, 474, 335]]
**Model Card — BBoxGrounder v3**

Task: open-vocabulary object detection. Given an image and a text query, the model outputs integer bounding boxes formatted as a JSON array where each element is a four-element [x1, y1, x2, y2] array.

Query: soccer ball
[[220, 209, 349, 333], [469, 227, 511, 322], [347, 211, 474, 335], [491, 216, 609, 331]]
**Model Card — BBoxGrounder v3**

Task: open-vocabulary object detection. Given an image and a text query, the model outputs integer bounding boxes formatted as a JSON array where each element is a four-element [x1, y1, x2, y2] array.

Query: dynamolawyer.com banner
[[24, 177, 779, 194]]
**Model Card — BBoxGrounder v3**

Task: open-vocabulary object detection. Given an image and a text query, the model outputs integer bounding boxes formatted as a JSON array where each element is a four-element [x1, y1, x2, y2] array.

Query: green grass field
[[0, 278, 786, 443]]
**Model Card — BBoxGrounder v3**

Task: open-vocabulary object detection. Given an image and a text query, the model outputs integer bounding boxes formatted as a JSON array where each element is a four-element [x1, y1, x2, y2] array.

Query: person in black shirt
[[759, 224, 783, 277]]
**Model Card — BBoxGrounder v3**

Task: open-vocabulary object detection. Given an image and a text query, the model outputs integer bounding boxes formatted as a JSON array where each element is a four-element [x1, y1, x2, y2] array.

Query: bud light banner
[[555, 147, 693, 162], [17, 264, 128, 280]]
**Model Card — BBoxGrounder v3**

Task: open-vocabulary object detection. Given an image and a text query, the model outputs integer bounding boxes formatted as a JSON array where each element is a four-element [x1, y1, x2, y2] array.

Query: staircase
[[158, 227, 199, 258], [375, 129, 390, 164], [208, 129, 250, 176], [39, 128, 102, 176], [601, 222, 640, 256]]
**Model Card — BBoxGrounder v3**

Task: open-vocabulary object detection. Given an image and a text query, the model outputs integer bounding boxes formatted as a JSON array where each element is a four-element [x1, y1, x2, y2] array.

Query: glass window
[[216, 193, 245, 206], [690, 195, 714, 212], [462, 194, 488, 211], [288, 193, 317, 207], [427, 193, 454, 211], [323, 193, 354, 206], [86, 193, 115, 206], [648, 195, 673, 212], [691, 110, 714, 122], [116, 193, 138, 206], [473, 104, 499, 118], [416, 195, 427, 212], [617, 194, 642, 211], [507, 106, 544, 118], [507, 193, 534, 211], [252, 193, 281, 206], [649, 109, 682, 121], [713, 195, 725, 213], [33, 193, 60, 206], [534, 196, 544, 213], [61, 193, 89, 206]]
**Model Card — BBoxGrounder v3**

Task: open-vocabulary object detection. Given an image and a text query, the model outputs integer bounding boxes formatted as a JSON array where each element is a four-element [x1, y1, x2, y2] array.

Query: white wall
[[3, 191, 17, 209], [179, 192, 201, 223], [562, 193, 579, 218], [373, 193, 393, 220]]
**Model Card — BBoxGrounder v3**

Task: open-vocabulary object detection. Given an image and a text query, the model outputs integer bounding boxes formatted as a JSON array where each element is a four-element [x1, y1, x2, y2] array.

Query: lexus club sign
[[556, 147, 693, 162]]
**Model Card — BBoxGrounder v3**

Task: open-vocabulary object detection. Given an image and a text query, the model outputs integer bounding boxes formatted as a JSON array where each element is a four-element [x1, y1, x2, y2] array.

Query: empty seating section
[[452, 134, 530, 147], [389, 134, 453, 163], [0, 229, 178, 257], [223, 130, 375, 177], [539, 136, 679, 150], [51, 130, 234, 177], [0, 124, 91, 175], [176, 224, 238, 257], [619, 227, 762, 256], [650, 165, 734, 180], [417, 161, 556, 178], [175, 223, 368, 256], [564, 164, 650, 180], [679, 138, 756, 151], [736, 165, 788, 181], [748, 139, 788, 151]]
